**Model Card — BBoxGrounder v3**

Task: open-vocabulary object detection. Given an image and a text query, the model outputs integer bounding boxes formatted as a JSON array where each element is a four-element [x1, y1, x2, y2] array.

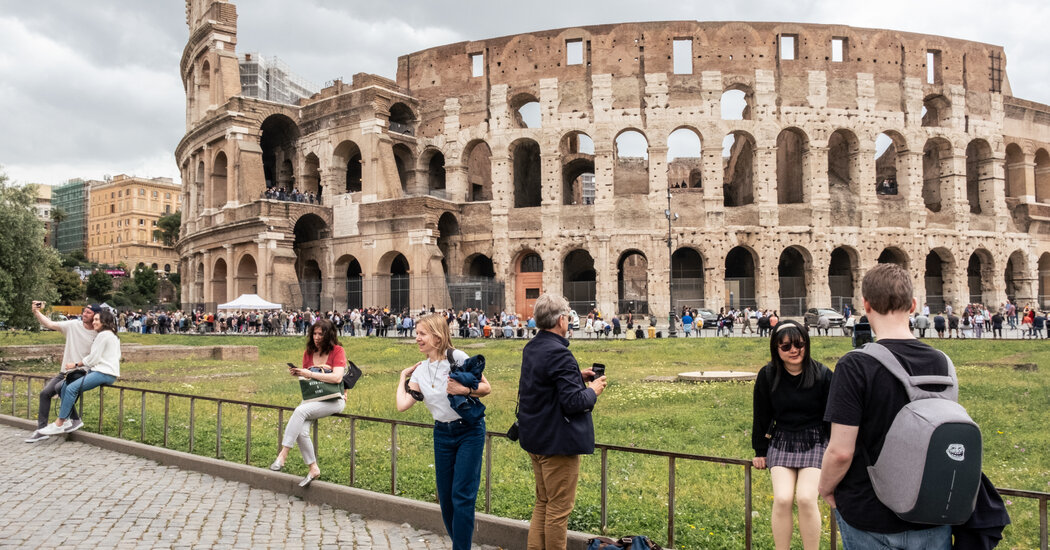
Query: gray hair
[[534, 293, 570, 330]]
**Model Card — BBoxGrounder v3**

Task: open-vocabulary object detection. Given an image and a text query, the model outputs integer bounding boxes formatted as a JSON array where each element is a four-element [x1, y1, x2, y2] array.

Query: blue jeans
[[59, 371, 117, 420], [433, 418, 485, 550], [835, 509, 950, 550]]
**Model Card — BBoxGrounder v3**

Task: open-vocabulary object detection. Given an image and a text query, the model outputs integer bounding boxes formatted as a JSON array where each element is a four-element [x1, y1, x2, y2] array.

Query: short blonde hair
[[416, 313, 453, 352], [534, 293, 570, 329]]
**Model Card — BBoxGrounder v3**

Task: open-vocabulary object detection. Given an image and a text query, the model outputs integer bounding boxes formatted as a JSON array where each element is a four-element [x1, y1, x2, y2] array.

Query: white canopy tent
[[217, 294, 282, 310]]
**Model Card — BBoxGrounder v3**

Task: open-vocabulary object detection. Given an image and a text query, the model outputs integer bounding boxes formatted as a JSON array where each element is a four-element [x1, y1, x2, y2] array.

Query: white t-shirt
[[82, 330, 121, 377], [410, 349, 469, 422], [57, 320, 97, 372]]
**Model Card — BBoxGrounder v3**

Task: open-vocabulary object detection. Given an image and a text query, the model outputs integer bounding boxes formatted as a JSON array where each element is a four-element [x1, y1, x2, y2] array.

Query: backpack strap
[[853, 342, 958, 402], [446, 348, 459, 369]]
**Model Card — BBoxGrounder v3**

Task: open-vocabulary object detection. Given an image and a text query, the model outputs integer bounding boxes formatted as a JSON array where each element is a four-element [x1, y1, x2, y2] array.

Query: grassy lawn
[[1, 332, 1047, 549]]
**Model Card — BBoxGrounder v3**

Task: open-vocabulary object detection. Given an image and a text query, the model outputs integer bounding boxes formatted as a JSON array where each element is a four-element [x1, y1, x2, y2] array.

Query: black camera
[[506, 421, 520, 441], [852, 322, 873, 348]]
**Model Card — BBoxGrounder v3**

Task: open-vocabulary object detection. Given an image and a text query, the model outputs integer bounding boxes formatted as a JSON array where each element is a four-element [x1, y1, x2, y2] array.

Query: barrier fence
[[1, 371, 1045, 549]]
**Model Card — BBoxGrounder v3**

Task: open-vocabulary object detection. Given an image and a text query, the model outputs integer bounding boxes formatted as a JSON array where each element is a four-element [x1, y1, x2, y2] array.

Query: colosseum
[[176, 0, 1050, 322]]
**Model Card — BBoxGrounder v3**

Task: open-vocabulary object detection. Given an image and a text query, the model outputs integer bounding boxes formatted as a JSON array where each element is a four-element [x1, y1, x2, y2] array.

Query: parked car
[[804, 308, 845, 329], [696, 308, 719, 328]]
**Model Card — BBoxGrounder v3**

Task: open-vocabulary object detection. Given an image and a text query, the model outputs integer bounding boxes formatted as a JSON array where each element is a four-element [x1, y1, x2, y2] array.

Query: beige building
[[88, 174, 182, 273], [33, 184, 52, 246], [177, 0, 1050, 319]]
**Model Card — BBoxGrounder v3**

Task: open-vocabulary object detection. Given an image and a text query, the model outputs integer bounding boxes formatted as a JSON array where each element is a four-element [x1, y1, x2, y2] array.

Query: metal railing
[[2, 370, 1046, 549]]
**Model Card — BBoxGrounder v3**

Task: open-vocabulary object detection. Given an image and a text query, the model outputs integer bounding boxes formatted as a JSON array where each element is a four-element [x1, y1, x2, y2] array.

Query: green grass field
[[1, 332, 1047, 549]]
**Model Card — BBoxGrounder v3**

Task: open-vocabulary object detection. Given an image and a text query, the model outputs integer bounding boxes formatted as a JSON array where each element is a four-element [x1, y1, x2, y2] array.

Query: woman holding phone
[[396, 313, 490, 550], [270, 319, 345, 487], [751, 320, 832, 550]]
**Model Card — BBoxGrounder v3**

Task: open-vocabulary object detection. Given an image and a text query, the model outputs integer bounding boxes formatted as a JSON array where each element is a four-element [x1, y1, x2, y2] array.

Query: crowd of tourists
[[262, 186, 320, 204]]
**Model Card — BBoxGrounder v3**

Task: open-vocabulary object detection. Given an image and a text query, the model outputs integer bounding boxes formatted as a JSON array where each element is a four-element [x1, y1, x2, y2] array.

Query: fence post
[[216, 401, 222, 458], [349, 417, 356, 487], [189, 398, 195, 453], [97, 386, 104, 433], [139, 391, 146, 442], [390, 423, 398, 495], [277, 409, 284, 453], [600, 448, 608, 535], [1041, 496, 1047, 550], [484, 433, 492, 514], [745, 464, 753, 550], [245, 404, 252, 465], [118, 388, 124, 438], [163, 394, 170, 447], [667, 456, 676, 549], [27, 377, 32, 419]]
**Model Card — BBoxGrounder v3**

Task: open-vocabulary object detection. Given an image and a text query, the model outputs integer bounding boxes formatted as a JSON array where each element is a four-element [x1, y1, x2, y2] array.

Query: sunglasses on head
[[778, 341, 804, 352]]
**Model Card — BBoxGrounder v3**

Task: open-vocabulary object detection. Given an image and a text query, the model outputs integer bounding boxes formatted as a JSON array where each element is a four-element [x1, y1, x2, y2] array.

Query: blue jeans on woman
[[59, 371, 117, 419], [432, 417, 485, 550], [835, 509, 950, 550]]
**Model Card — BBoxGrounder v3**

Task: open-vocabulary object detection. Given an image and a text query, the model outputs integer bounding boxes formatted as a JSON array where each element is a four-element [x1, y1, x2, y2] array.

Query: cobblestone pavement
[[0, 424, 499, 549]]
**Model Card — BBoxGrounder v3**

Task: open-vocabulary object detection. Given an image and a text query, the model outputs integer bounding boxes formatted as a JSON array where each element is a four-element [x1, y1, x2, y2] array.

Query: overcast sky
[[2, 0, 1047, 187]]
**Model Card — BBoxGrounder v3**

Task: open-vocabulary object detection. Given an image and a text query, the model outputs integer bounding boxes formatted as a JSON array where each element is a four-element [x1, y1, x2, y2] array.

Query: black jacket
[[517, 330, 597, 456]]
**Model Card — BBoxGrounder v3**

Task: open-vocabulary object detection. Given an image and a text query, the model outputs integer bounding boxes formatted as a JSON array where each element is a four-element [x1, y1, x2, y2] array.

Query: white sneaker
[[66, 419, 84, 433], [37, 423, 67, 436], [24, 431, 50, 443]]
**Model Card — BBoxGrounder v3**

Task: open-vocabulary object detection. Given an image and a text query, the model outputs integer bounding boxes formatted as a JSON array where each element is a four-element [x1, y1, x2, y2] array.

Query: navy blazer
[[517, 330, 597, 456]]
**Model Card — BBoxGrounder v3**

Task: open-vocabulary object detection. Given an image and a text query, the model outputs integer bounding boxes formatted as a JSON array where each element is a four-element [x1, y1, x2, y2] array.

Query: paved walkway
[[0, 424, 496, 549]]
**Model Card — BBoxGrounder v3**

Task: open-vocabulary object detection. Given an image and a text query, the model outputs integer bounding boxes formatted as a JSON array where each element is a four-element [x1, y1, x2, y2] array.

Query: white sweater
[[82, 330, 121, 377]]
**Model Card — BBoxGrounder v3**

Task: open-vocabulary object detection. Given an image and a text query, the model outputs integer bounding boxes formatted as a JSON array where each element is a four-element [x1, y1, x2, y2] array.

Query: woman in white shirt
[[40, 310, 121, 435], [396, 314, 490, 550]]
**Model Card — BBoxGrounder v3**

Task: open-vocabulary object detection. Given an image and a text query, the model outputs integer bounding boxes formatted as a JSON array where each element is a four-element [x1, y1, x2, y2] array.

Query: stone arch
[[875, 131, 907, 197], [723, 131, 756, 206], [616, 249, 649, 314], [437, 212, 460, 275], [303, 152, 320, 197], [260, 114, 300, 191], [336, 254, 364, 310], [778, 246, 811, 315], [967, 249, 995, 305], [236, 253, 258, 296], [392, 143, 414, 194], [561, 131, 596, 205], [720, 84, 753, 120], [464, 139, 492, 201], [829, 246, 859, 312], [776, 127, 808, 204], [614, 129, 650, 196], [922, 137, 953, 213], [299, 259, 322, 311], [1035, 149, 1050, 204], [293, 213, 327, 244], [212, 256, 228, 305], [211, 150, 228, 208], [725, 246, 758, 309], [389, 102, 415, 135], [828, 129, 861, 222], [672, 247, 705, 311], [509, 92, 541, 128], [511, 138, 542, 207], [966, 139, 994, 214], [514, 250, 544, 319], [925, 248, 957, 313], [422, 148, 447, 195], [1039, 253, 1050, 308], [333, 140, 363, 193], [1005, 250, 1031, 304], [921, 94, 951, 128], [1005, 143, 1025, 199], [198, 60, 211, 118], [563, 249, 597, 313], [387, 253, 411, 312], [465, 253, 496, 278], [877, 247, 910, 270], [667, 127, 703, 189]]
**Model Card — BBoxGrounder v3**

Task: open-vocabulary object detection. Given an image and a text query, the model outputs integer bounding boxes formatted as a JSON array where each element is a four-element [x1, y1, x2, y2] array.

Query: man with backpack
[[819, 263, 980, 548]]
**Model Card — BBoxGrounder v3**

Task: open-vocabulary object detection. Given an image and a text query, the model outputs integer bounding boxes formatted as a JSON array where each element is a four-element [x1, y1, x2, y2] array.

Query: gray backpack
[[855, 343, 982, 525]]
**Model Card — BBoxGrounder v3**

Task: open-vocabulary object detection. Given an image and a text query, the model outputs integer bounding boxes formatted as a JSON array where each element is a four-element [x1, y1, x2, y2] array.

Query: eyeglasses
[[778, 342, 804, 352]]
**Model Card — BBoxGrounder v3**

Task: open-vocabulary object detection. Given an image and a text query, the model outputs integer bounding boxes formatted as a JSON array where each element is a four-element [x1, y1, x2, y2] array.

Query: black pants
[[37, 374, 80, 429]]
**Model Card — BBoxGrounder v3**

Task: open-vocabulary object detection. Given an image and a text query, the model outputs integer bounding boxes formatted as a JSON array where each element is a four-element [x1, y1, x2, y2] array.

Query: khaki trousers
[[527, 453, 581, 550]]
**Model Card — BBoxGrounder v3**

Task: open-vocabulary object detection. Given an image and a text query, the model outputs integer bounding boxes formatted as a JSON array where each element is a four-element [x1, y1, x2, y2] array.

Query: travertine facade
[[177, 0, 1050, 319]]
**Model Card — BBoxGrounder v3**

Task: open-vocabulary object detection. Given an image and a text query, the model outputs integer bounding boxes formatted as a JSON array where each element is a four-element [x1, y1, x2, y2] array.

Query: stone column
[[754, 146, 778, 227], [808, 252, 831, 309], [202, 249, 214, 309], [900, 150, 927, 229], [596, 235, 615, 316], [224, 245, 234, 302], [807, 143, 831, 229], [541, 152, 561, 206]]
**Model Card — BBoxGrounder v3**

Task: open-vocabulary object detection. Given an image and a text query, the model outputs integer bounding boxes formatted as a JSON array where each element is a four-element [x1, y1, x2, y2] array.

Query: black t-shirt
[[824, 339, 950, 533], [751, 361, 832, 457]]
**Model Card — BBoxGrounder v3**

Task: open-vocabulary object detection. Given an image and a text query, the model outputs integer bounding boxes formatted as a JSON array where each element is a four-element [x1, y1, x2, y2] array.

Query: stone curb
[[0, 413, 592, 549]]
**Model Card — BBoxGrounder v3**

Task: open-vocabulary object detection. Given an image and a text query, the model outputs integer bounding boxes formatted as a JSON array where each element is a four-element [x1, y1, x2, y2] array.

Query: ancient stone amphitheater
[[176, 0, 1050, 320]]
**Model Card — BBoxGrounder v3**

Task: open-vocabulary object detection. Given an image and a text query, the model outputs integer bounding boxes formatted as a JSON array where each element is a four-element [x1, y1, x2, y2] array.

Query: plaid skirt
[[767, 426, 827, 469]]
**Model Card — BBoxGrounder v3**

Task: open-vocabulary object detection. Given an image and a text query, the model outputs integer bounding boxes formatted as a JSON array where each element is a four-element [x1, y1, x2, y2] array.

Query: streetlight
[[666, 189, 679, 338]]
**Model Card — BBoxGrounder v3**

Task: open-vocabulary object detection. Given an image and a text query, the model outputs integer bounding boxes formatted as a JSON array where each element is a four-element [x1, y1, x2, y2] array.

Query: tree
[[50, 206, 67, 224], [0, 169, 58, 328], [132, 264, 159, 304], [86, 270, 113, 303], [50, 264, 84, 305], [153, 211, 181, 246]]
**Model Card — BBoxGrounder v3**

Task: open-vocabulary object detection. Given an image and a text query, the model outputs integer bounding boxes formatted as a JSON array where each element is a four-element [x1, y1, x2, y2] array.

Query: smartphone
[[286, 362, 297, 369], [591, 363, 606, 378], [33, 301, 44, 308]]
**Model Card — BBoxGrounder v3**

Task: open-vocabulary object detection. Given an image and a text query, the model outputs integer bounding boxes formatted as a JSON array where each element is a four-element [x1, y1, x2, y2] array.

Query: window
[[110, 205, 115, 213], [152, 191, 158, 198], [470, 53, 484, 77], [139, 219, 144, 226], [525, 288, 540, 299], [566, 39, 583, 66], [832, 37, 847, 62], [152, 220, 157, 226], [927, 50, 942, 84], [673, 39, 693, 74], [117, 220, 121, 227], [165, 193, 171, 199], [139, 189, 145, 196], [780, 34, 798, 60], [110, 192, 115, 199], [118, 190, 122, 197], [165, 204, 171, 214]]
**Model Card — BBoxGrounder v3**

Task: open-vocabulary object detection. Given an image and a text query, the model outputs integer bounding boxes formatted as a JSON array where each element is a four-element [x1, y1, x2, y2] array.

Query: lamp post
[[666, 189, 678, 338]]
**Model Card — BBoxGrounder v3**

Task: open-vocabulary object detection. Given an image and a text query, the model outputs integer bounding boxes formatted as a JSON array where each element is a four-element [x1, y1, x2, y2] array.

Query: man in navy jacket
[[518, 293, 607, 550]]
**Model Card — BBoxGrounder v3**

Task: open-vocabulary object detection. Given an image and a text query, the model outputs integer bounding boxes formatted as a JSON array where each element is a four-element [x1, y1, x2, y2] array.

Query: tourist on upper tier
[[269, 319, 346, 488], [752, 320, 832, 550]]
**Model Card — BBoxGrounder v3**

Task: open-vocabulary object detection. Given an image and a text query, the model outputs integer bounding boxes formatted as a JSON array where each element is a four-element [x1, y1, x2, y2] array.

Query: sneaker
[[66, 419, 84, 433], [24, 431, 50, 443], [38, 422, 67, 436]]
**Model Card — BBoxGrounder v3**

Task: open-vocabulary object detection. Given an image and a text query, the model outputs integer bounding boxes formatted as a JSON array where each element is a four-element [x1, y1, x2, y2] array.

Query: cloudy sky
[[2, 0, 1047, 187]]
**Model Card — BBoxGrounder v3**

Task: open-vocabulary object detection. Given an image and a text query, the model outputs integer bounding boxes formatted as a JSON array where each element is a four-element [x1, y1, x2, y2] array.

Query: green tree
[[86, 270, 113, 303], [50, 206, 67, 224], [61, 249, 89, 268], [153, 211, 181, 246], [50, 264, 84, 305], [0, 170, 58, 328], [133, 264, 159, 304]]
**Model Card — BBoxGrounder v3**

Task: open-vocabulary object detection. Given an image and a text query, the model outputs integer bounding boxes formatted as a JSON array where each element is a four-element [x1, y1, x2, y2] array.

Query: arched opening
[[345, 257, 363, 310], [515, 251, 544, 319], [334, 140, 363, 193], [511, 139, 542, 207], [925, 250, 953, 314], [466, 140, 492, 201], [300, 260, 322, 311], [921, 95, 951, 127], [720, 87, 752, 120], [198, 61, 211, 118], [667, 128, 702, 189], [236, 254, 258, 295], [1039, 253, 1050, 308], [510, 93, 541, 128], [303, 153, 320, 197], [723, 131, 756, 206], [828, 129, 860, 220], [561, 132, 596, 205], [450, 253, 501, 313], [968, 250, 994, 305], [211, 151, 228, 208], [390, 254, 410, 313], [875, 132, 904, 196], [467, 255, 495, 278], [260, 114, 300, 191], [293, 214, 327, 244], [563, 249, 596, 314], [778, 247, 808, 315], [966, 139, 994, 214], [614, 130, 649, 196], [1005, 251, 1029, 304], [1005, 143, 1025, 199], [878, 247, 909, 269], [725, 247, 757, 309], [163, 264, 171, 273], [829, 247, 857, 312], [923, 138, 953, 213], [212, 257, 228, 305], [1035, 149, 1050, 203], [776, 128, 807, 204], [389, 102, 415, 135], [437, 212, 460, 276], [151, 263, 158, 270], [426, 150, 446, 195], [671, 248, 704, 312], [617, 250, 649, 314], [392, 143, 413, 194]]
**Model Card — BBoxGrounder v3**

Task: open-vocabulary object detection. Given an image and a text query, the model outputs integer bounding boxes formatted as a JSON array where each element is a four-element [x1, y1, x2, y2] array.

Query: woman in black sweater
[[752, 320, 832, 550]]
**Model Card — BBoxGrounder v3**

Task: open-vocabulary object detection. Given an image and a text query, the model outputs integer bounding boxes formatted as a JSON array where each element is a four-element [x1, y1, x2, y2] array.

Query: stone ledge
[[0, 413, 592, 550]]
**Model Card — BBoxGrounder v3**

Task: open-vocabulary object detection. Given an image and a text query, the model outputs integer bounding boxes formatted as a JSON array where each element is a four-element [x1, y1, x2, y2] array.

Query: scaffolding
[[239, 53, 319, 105]]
